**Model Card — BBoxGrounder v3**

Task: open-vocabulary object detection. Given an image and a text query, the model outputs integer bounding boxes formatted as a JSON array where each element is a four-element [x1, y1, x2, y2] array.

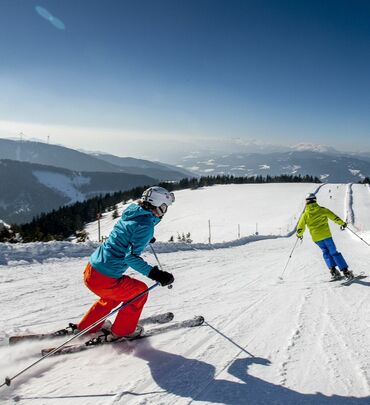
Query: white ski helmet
[[141, 186, 175, 216], [305, 193, 317, 203]]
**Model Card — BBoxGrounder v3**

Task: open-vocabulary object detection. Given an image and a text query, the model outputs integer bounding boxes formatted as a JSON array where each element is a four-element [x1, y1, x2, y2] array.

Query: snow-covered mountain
[[0, 138, 192, 181], [0, 139, 196, 224], [90, 152, 194, 181], [290, 143, 340, 154], [0, 160, 156, 224], [1, 183, 370, 404], [179, 150, 370, 182]]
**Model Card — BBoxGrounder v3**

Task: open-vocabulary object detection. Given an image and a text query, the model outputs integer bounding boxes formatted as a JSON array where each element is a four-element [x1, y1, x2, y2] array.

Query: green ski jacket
[[296, 203, 346, 242]]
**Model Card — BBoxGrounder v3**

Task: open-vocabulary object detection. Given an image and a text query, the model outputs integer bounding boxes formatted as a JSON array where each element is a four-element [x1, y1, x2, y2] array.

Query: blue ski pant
[[315, 237, 348, 270]]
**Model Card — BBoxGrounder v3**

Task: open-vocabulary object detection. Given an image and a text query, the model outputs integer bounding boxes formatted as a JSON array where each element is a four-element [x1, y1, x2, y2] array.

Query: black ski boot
[[330, 267, 342, 280], [342, 268, 354, 280], [85, 324, 144, 346], [52, 323, 79, 337]]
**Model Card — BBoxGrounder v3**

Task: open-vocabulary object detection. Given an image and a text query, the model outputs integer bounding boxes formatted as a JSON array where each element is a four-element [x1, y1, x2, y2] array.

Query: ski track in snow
[[351, 184, 370, 232], [1, 183, 370, 404], [345, 183, 356, 229]]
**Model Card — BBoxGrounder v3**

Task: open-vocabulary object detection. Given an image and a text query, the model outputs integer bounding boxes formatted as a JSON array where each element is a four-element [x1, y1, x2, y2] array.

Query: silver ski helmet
[[141, 186, 175, 217], [305, 193, 317, 204]]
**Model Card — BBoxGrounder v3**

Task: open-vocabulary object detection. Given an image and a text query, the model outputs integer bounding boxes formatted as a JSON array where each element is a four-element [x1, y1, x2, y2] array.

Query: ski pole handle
[[149, 244, 173, 289], [150, 244, 163, 269]]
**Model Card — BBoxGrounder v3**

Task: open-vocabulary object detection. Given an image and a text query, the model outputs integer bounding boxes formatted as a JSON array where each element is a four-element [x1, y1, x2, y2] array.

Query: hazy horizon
[[0, 133, 369, 165]]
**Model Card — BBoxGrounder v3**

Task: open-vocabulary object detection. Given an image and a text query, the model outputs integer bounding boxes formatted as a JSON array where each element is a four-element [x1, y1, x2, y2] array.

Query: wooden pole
[[208, 219, 211, 244], [97, 212, 101, 242]]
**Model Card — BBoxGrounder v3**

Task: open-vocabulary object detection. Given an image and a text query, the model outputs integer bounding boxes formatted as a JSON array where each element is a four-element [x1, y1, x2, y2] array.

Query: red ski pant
[[78, 263, 148, 336]]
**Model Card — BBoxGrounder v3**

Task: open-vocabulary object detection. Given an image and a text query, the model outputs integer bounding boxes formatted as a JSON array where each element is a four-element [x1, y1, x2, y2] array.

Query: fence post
[[97, 212, 101, 242]]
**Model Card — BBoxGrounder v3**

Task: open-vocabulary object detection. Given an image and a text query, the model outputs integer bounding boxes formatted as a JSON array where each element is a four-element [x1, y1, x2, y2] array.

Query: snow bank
[[0, 232, 297, 266], [0, 241, 98, 266]]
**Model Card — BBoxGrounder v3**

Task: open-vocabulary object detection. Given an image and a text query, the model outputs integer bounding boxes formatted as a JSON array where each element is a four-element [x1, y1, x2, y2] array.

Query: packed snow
[[1, 183, 370, 404], [84, 184, 319, 244]]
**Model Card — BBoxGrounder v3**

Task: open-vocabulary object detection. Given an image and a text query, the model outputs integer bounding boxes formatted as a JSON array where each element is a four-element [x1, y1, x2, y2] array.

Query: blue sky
[[1, 0, 370, 160]]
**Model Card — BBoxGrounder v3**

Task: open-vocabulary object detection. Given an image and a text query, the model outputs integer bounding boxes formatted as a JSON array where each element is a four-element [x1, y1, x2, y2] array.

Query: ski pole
[[149, 244, 173, 289], [279, 237, 300, 280], [1, 282, 160, 389], [346, 227, 370, 249]]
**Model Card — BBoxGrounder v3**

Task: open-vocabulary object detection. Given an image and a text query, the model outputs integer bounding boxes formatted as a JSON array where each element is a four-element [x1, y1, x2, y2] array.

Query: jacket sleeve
[[124, 224, 153, 276], [323, 208, 346, 226], [296, 213, 306, 237]]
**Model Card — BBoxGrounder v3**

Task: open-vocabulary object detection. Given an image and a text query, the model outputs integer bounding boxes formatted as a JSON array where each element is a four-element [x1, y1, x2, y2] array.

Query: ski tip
[[8, 337, 17, 345], [8, 336, 26, 345], [150, 312, 175, 323], [41, 348, 53, 356]]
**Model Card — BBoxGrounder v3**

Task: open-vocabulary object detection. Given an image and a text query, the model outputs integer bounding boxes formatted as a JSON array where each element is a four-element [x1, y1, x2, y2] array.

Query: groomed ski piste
[[1, 183, 370, 404]]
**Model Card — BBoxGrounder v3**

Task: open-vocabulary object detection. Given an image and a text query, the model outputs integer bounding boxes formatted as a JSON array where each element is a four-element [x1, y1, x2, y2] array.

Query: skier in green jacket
[[296, 193, 353, 280]]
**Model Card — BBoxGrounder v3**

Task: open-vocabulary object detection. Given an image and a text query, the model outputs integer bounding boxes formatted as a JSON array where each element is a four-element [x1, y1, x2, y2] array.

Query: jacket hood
[[122, 203, 161, 224], [305, 202, 319, 212]]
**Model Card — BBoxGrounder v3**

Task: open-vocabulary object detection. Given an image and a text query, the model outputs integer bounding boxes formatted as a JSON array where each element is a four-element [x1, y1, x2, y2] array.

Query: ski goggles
[[168, 192, 175, 204], [157, 203, 169, 216], [157, 193, 175, 216]]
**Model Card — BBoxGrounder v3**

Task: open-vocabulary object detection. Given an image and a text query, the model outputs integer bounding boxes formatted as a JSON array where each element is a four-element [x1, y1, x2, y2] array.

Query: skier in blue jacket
[[78, 186, 175, 340]]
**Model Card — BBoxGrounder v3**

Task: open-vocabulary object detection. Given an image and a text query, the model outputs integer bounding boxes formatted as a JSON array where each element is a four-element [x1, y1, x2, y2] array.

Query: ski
[[338, 273, 367, 287], [41, 315, 204, 356], [9, 312, 174, 345]]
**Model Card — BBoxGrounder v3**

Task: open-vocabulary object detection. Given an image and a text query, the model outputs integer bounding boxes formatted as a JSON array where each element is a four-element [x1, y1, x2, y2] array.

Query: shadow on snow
[[134, 342, 370, 405]]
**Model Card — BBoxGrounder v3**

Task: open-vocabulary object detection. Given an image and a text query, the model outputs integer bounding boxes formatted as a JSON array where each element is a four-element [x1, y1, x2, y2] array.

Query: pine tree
[[112, 205, 119, 219]]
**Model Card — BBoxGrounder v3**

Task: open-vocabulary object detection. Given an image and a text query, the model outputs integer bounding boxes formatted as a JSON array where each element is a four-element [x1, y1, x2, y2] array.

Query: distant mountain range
[[89, 152, 194, 180], [0, 138, 195, 224], [0, 159, 157, 224], [178, 150, 370, 183], [0, 138, 192, 181]]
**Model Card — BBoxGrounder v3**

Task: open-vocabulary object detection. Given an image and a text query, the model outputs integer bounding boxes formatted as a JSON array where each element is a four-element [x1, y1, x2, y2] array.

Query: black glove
[[148, 266, 174, 286], [340, 223, 347, 231], [150, 237, 156, 244]]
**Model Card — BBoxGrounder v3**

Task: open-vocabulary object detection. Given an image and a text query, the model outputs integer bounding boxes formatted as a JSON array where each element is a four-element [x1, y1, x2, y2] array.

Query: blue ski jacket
[[89, 203, 160, 279]]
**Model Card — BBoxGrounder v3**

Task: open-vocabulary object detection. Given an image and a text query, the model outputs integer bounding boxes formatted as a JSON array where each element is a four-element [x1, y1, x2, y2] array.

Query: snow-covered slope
[[1, 183, 370, 404], [85, 183, 319, 243]]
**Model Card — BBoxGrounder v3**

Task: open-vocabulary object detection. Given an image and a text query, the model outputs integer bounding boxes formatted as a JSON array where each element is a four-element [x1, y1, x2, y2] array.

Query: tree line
[[0, 174, 320, 243]]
